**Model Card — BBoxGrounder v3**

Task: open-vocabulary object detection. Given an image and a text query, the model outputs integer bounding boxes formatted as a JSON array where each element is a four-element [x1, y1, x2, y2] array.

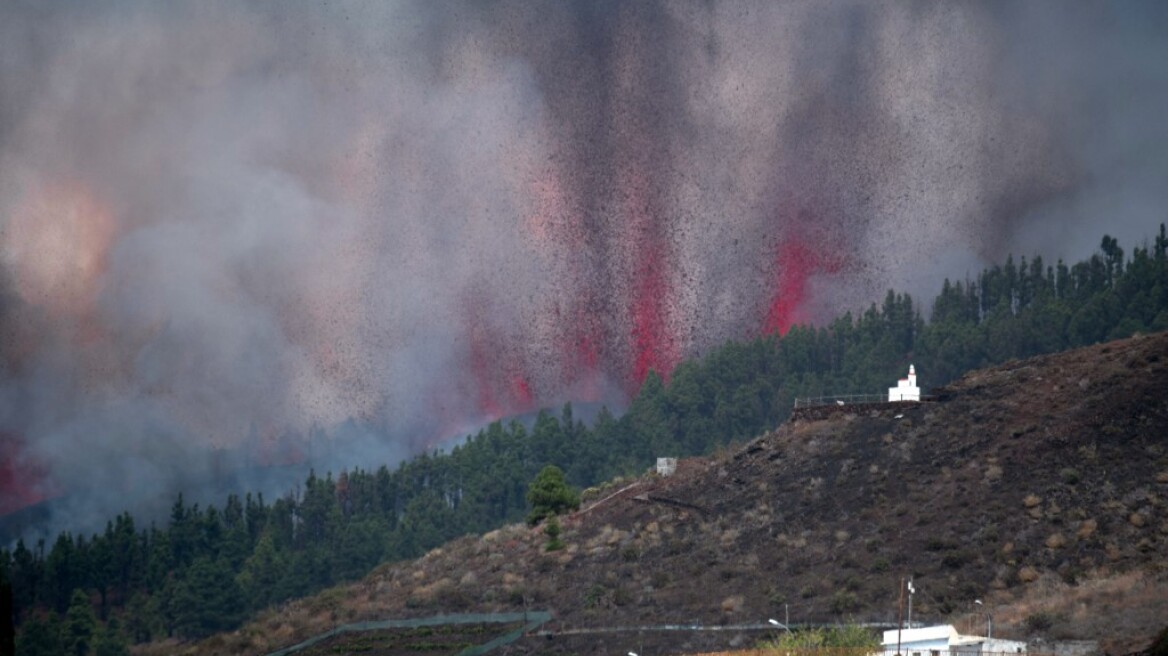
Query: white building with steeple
[[888, 364, 920, 402]]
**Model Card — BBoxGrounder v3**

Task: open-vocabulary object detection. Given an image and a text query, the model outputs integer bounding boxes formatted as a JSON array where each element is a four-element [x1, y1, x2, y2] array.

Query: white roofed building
[[882, 625, 958, 655], [889, 364, 921, 402], [881, 625, 1026, 656]]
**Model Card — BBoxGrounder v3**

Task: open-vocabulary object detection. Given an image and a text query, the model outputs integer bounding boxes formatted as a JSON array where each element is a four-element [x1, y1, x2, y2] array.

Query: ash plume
[[0, 1, 1166, 533]]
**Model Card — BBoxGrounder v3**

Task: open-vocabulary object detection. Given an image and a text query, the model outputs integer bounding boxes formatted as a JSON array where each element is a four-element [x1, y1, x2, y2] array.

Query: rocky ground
[[148, 332, 1168, 656]]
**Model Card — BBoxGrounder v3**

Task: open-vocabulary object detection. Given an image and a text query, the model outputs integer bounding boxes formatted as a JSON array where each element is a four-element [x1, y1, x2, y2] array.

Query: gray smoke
[[0, 0, 1165, 537]]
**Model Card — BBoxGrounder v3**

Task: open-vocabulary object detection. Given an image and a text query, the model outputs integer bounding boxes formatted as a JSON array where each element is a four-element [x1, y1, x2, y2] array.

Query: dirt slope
[[160, 332, 1168, 656]]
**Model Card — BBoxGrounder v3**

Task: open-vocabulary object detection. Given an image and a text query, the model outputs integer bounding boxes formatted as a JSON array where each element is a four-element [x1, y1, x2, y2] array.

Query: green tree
[[544, 516, 564, 552], [62, 589, 97, 656], [245, 493, 269, 546], [92, 618, 130, 656], [297, 471, 339, 549], [42, 533, 79, 615], [236, 533, 286, 612], [332, 517, 388, 582], [219, 495, 252, 570], [15, 612, 62, 656], [123, 592, 163, 644], [167, 557, 245, 639], [8, 539, 38, 623], [625, 371, 675, 460], [526, 465, 580, 525]]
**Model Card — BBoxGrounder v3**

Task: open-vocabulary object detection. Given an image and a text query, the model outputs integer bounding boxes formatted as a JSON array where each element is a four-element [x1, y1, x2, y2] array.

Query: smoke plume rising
[[1, 1, 1166, 532]]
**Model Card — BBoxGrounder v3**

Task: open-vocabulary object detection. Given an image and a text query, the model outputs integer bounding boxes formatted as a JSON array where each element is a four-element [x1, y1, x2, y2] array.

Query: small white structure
[[889, 364, 921, 402], [951, 636, 1028, 656], [882, 625, 959, 655], [881, 625, 1026, 656], [656, 457, 677, 476]]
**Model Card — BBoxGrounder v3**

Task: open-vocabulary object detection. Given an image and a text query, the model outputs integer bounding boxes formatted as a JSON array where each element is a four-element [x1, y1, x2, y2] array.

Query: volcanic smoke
[[1, 1, 1166, 531]]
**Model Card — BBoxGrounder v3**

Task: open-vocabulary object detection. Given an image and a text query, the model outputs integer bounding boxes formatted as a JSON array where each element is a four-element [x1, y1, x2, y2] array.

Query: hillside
[[154, 332, 1168, 656]]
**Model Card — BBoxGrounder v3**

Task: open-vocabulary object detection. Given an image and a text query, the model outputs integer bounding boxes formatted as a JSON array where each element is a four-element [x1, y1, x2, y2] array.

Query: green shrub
[[942, 551, 972, 568], [611, 587, 633, 606], [766, 587, 786, 607], [583, 584, 607, 609], [761, 625, 878, 650], [1025, 612, 1055, 633], [926, 537, 955, 551], [436, 584, 472, 610], [830, 590, 860, 615], [506, 587, 527, 606]]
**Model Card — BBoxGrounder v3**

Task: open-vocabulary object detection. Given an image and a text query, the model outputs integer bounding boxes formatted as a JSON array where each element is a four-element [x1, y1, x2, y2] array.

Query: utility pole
[[896, 577, 905, 656], [975, 599, 991, 640], [907, 579, 915, 628]]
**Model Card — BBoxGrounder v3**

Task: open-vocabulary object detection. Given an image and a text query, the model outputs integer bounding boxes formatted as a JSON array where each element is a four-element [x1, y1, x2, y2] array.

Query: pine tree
[[526, 465, 580, 525], [92, 618, 130, 656], [62, 589, 97, 656], [168, 557, 245, 639], [123, 592, 163, 644], [236, 532, 286, 612], [14, 612, 62, 656]]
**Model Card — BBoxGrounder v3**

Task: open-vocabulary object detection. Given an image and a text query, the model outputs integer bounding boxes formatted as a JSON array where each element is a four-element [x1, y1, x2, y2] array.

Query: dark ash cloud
[[1, 0, 1165, 537]]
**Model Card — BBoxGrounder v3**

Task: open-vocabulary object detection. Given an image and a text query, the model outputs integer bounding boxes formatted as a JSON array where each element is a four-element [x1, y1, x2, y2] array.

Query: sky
[[1, 0, 1166, 531]]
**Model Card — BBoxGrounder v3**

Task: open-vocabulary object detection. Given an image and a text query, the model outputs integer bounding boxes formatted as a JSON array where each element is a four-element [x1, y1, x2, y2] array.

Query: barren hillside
[[154, 332, 1168, 656]]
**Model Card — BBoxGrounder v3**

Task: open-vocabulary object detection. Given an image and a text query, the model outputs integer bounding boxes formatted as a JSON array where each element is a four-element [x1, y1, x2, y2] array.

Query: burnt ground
[[158, 332, 1168, 656]]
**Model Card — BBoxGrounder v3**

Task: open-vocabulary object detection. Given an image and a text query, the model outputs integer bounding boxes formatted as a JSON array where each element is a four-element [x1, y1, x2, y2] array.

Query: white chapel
[[888, 364, 920, 402]]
